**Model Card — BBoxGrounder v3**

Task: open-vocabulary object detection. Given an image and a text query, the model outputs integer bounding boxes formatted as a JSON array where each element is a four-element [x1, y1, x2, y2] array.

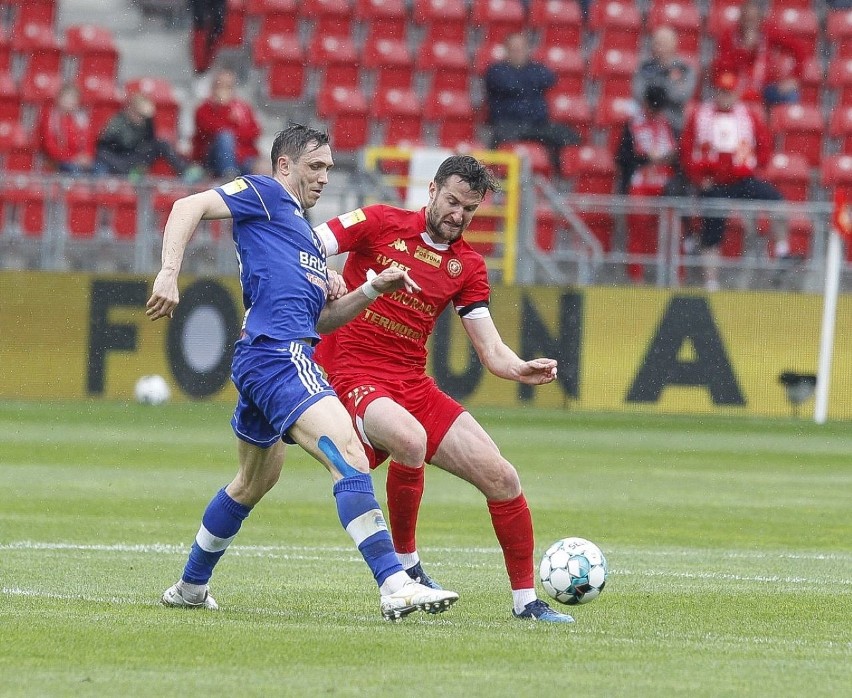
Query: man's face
[[425, 175, 484, 245], [715, 87, 736, 111], [212, 72, 236, 104], [651, 28, 676, 63], [505, 34, 530, 69], [279, 143, 334, 209]]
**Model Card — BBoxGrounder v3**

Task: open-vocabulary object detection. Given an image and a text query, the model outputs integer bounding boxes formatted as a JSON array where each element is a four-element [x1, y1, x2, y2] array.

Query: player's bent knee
[[318, 435, 370, 477]]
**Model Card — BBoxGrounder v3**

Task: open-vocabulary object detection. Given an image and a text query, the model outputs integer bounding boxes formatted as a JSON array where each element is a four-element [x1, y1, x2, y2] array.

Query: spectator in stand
[[189, 0, 227, 75], [94, 93, 203, 182], [680, 68, 787, 292], [37, 84, 95, 174], [484, 31, 580, 172], [193, 69, 261, 179], [632, 26, 697, 135], [615, 85, 679, 284], [713, 0, 807, 108]]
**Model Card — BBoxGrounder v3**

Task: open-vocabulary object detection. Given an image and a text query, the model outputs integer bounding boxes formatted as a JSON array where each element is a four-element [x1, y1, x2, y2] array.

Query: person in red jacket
[[714, 0, 807, 108], [192, 69, 261, 179], [38, 83, 95, 174], [680, 68, 786, 291]]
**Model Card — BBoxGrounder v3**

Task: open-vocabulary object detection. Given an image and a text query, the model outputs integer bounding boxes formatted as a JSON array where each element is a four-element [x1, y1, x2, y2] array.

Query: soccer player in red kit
[[313, 155, 574, 622]]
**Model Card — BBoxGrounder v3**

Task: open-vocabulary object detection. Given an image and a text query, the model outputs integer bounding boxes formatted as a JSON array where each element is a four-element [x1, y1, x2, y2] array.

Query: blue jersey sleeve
[[216, 175, 278, 223]]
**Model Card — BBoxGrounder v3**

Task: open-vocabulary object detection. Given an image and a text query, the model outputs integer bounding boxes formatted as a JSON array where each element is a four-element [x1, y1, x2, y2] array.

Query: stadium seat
[[589, 0, 642, 52], [589, 47, 639, 101], [762, 152, 810, 203], [372, 87, 423, 144], [799, 57, 823, 107], [417, 41, 470, 92], [0, 176, 47, 237], [10, 0, 56, 29], [362, 36, 414, 93], [11, 23, 63, 76], [416, 6, 468, 45], [0, 122, 35, 172], [829, 56, 852, 107], [534, 203, 559, 252], [124, 77, 180, 141], [20, 70, 62, 116], [0, 28, 11, 74], [647, 1, 702, 57], [828, 9, 852, 58], [594, 95, 636, 151], [548, 91, 592, 142], [355, 0, 408, 40], [766, 7, 818, 54], [246, 0, 298, 35], [768, 103, 824, 168], [65, 183, 100, 239], [316, 85, 369, 151], [0, 72, 22, 123], [220, 0, 248, 46], [560, 145, 616, 194], [78, 74, 123, 134], [470, 0, 526, 44], [707, 1, 741, 40], [498, 141, 552, 178], [528, 0, 582, 50], [474, 39, 506, 76], [534, 45, 585, 96], [65, 25, 120, 80], [253, 33, 305, 100], [101, 180, 138, 241], [298, 0, 354, 38], [821, 154, 852, 197], [424, 88, 476, 147], [830, 104, 852, 155], [308, 34, 360, 91]]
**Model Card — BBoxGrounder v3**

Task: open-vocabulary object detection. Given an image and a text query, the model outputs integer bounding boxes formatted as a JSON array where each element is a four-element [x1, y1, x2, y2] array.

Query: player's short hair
[[434, 155, 500, 196], [270, 123, 330, 169]]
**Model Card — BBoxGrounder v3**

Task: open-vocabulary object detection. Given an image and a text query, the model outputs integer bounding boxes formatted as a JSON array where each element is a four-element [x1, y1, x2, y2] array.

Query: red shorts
[[329, 372, 466, 469]]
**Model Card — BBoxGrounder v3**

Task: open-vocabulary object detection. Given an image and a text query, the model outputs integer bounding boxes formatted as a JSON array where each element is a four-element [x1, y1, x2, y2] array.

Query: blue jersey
[[216, 175, 328, 344]]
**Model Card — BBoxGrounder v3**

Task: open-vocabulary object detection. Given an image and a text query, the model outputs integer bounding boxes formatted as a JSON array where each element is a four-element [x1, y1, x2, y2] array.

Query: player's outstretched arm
[[316, 267, 420, 334], [461, 315, 558, 385], [146, 190, 232, 321]]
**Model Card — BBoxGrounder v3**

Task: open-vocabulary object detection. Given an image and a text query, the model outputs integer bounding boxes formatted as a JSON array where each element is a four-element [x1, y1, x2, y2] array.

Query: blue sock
[[182, 487, 252, 585], [333, 473, 404, 587]]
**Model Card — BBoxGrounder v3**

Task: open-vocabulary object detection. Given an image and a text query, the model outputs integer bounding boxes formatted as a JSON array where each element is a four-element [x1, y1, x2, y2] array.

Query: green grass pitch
[[1, 400, 850, 697]]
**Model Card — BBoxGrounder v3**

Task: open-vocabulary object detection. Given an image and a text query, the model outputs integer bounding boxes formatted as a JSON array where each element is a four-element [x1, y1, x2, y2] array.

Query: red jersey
[[192, 98, 261, 163], [314, 204, 491, 380]]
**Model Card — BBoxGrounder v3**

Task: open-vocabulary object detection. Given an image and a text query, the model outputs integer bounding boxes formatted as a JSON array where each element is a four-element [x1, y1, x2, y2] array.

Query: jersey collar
[[418, 207, 453, 251]]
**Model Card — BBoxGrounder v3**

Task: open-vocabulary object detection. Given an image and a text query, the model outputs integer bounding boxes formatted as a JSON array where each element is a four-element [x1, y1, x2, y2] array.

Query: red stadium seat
[[308, 34, 360, 90], [0, 28, 11, 74], [298, 0, 354, 38], [246, 0, 298, 34], [589, 47, 639, 101], [766, 7, 818, 54], [124, 77, 179, 141], [253, 32, 306, 100], [647, 2, 701, 56], [20, 71, 62, 113], [535, 45, 585, 96], [829, 56, 852, 106], [10, 0, 56, 29], [589, 0, 642, 52], [65, 183, 99, 239], [821, 154, 852, 194], [828, 10, 852, 58], [362, 36, 414, 93], [0, 122, 35, 172], [498, 141, 552, 177], [11, 23, 63, 76], [413, 0, 467, 24], [830, 104, 852, 154], [534, 203, 559, 252], [252, 30, 301, 65], [220, 0, 248, 46], [707, 1, 741, 40], [424, 88, 476, 148], [78, 74, 123, 134], [355, 0, 407, 41], [474, 39, 506, 76], [65, 25, 119, 80], [799, 57, 823, 107], [528, 0, 582, 50], [0, 176, 47, 237], [560, 145, 616, 194], [101, 180, 138, 240], [762, 152, 810, 203], [548, 91, 592, 141], [316, 85, 369, 151], [372, 88, 423, 144], [769, 103, 824, 168], [594, 95, 635, 151], [0, 72, 22, 123], [471, 0, 526, 44], [417, 41, 470, 92]]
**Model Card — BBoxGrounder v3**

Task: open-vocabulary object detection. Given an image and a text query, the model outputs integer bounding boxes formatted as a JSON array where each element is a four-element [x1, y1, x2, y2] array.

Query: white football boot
[[380, 580, 459, 621], [161, 581, 219, 610]]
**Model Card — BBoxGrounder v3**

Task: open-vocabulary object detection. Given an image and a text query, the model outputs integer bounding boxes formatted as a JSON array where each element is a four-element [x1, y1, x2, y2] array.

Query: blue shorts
[[230, 338, 336, 448]]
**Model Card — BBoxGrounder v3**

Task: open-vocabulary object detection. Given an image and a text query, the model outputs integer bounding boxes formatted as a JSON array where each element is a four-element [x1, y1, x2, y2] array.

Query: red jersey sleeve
[[453, 252, 490, 316], [315, 204, 386, 257]]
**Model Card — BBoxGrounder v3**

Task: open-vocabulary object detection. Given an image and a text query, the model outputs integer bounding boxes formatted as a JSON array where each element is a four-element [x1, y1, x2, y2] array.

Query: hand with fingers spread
[[366, 266, 421, 296]]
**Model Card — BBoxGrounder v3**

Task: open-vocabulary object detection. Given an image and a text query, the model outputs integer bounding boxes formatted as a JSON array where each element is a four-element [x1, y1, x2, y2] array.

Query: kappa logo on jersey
[[388, 238, 409, 253], [447, 258, 463, 277], [299, 250, 326, 274], [414, 245, 442, 268], [338, 208, 366, 228], [221, 178, 248, 195]]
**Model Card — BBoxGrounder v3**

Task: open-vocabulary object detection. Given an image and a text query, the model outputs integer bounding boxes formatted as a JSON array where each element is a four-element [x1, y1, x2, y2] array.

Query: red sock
[[487, 493, 535, 590], [385, 460, 424, 554]]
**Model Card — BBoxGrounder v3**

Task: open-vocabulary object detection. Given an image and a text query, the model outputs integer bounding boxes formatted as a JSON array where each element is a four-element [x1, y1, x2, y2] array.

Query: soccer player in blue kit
[[145, 124, 459, 620]]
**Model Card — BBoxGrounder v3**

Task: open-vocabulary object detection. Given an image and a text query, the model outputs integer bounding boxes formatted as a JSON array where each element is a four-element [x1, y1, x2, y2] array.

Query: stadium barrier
[[1, 271, 849, 421]]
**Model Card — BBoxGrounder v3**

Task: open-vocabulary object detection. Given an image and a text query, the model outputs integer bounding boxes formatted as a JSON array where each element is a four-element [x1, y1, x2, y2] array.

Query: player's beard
[[426, 206, 464, 244]]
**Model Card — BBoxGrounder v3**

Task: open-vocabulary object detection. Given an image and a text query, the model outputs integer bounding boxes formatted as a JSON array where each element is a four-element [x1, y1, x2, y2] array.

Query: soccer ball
[[134, 375, 171, 405], [539, 537, 608, 605]]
